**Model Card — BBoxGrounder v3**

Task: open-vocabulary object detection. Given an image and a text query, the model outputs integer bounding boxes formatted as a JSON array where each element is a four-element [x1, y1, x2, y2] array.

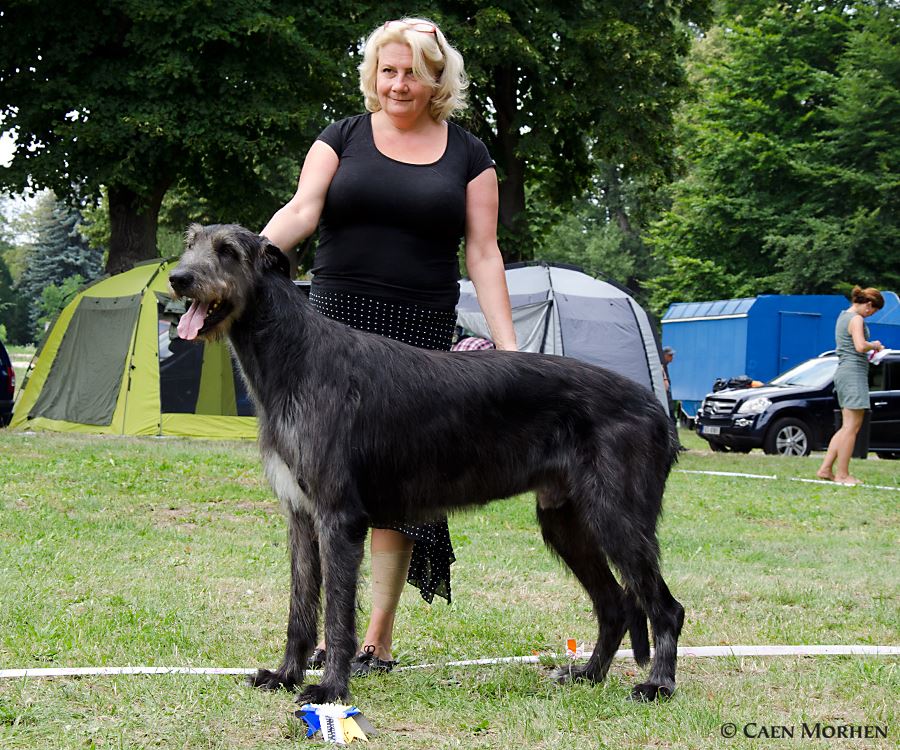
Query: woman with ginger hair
[[817, 286, 885, 485]]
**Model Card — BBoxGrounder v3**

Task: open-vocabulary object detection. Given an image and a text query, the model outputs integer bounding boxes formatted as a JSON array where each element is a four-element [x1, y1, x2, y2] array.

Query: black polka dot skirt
[[309, 287, 456, 603]]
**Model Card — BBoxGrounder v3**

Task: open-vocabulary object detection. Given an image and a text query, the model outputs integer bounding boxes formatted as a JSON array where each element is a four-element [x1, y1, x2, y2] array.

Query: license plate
[[702, 425, 721, 435]]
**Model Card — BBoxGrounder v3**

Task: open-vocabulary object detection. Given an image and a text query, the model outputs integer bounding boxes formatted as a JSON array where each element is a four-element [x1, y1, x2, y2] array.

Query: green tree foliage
[[649, 1, 899, 312], [77, 189, 110, 266], [16, 192, 102, 340], [0, 1, 368, 273], [430, 0, 712, 261], [38, 274, 85, 331], [0, 255, 30, 344], [773, 4, 900, 292], [0, 196, 29, 283], [0, 204, 30, 343], [0, 256, 14, 320], [643, 255, 753, 318], [535, 162, 661, 298], [1, 1, 711, 273], [538, 206, 639, 286]]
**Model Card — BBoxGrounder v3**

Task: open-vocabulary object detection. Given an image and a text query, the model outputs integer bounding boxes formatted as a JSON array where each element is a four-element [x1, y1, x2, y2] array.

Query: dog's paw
[[629, 681, 675, 702], [549, 663, 604, 685], [246, 667, 301, 692], [296, 680, 350, 705]]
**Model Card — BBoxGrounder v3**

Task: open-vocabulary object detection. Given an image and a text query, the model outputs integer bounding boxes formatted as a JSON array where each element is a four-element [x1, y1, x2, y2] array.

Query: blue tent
[[662, 294, 848, 418]]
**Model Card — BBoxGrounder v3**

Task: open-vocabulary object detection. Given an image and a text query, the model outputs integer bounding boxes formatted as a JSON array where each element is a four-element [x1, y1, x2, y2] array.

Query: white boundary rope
[[2, 646, 897, 679], [679, 469, 777, 480], [3, 469, 894, 682], [677, 469, 900, 492]]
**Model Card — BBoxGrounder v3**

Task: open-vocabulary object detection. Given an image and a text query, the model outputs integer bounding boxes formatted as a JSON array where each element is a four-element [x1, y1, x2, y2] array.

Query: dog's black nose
[[169, 270, 194, 295]]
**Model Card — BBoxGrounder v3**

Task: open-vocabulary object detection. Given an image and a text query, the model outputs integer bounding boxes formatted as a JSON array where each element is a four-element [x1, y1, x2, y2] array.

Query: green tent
[[11, 258, 256, 439]]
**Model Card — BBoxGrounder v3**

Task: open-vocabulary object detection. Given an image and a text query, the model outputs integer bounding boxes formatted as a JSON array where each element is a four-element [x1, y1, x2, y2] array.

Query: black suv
[[0, 340, 14, 427], [696, 350, 900, 458]]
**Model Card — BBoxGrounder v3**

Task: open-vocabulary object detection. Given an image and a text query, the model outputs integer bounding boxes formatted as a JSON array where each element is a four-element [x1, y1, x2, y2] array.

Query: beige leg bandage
[[370, 548, 413, 612]]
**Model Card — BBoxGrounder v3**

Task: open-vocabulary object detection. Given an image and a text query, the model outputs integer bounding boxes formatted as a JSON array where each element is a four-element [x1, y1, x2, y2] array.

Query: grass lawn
[[0, 428, 897, 749]]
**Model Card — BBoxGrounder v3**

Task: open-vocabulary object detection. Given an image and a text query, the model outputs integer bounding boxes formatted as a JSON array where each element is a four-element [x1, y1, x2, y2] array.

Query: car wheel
[[764, 417, 812, 457]]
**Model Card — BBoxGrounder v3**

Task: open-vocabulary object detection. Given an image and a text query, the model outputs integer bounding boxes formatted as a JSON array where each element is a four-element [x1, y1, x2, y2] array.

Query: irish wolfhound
[[168, 223, 684, 705]]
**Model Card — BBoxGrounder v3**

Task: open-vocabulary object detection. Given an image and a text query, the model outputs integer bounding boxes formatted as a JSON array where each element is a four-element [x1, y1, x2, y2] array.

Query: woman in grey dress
[[816, 286, 885, 485]]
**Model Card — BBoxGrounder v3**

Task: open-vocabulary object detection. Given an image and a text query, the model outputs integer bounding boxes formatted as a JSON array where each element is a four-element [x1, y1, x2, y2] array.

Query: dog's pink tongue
[[177, 300, 209, 341]]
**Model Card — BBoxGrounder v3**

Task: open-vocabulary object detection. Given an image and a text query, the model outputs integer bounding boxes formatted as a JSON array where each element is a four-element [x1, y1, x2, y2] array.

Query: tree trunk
[[600, 162, 635, 236], [106, 183, 168, 275], [492, 66, 530, 263], [600, 162, 648, 294]]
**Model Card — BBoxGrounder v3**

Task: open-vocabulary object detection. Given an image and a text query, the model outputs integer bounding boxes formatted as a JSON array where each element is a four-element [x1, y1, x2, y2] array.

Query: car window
[[770, 357, 838, 388], [869, 364, 887, 391], [879, 361, 900, 391]]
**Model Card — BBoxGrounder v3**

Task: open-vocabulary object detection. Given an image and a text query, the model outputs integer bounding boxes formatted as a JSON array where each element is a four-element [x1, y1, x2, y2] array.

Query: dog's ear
[[259, 238, 291, 277], [184, 223, 203, 249]]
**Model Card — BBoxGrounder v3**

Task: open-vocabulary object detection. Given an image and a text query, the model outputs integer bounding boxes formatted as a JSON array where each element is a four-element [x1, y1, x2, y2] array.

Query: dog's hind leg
[[537, 501, 631, 686], [296, 507, 368, 705], [624, 587, 650, 668], [597, 519, 684, 701], [249, 504, 321, 691], [627, 569, 683, 702]]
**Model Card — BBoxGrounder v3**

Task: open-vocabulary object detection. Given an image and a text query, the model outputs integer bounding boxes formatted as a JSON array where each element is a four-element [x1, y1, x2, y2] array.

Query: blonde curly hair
[[358, 18, 468, 122]]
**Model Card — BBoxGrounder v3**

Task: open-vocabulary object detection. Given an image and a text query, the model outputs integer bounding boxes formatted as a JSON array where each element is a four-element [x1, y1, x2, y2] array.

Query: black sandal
[[350, 644, 397, 676], [307, 648, 326, 669]]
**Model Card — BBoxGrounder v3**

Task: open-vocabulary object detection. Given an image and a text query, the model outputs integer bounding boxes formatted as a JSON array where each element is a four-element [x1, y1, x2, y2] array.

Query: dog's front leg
[[295, 509, 367, 704], [249, 505, 320, 691]]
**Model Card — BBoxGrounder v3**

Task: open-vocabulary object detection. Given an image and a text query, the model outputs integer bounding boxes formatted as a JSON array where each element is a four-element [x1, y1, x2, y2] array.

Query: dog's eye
[[216, 242, 238, 259]]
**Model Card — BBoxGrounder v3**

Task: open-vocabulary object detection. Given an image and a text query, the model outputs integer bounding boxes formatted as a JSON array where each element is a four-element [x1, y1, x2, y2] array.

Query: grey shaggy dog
[[169, 223, 685, 705]]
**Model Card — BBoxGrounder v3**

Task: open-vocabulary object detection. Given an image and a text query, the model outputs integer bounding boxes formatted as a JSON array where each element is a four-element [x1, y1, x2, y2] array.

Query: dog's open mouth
[[177, 298, 232, 340]]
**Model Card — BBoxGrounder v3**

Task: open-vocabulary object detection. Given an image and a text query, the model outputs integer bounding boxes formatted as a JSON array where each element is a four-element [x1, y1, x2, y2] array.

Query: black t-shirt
[[311, 113, 495, 311]]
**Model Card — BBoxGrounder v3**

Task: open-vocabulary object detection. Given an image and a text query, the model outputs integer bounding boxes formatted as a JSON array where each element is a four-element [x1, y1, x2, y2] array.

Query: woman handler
[[262, 18, 516, 673]]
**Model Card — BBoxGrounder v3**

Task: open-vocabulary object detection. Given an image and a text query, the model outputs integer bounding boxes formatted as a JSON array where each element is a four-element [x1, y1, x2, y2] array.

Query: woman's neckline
[[367, 112, 449, 166]]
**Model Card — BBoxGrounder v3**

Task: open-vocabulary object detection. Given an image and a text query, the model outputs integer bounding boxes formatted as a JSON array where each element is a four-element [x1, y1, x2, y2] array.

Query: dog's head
[[169, 223, 290, 341]]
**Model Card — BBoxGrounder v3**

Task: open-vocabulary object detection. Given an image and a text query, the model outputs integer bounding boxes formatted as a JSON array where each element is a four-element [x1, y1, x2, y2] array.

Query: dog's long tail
[[626, 588, 651, 667]]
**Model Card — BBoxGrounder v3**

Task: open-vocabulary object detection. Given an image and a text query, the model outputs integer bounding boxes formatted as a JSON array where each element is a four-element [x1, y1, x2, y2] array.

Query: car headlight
[[736, 396, 771, 415]]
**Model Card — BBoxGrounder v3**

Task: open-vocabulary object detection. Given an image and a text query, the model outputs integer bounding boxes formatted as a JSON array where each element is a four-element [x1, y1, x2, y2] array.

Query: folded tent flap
[[29, 293, 143, 426]]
